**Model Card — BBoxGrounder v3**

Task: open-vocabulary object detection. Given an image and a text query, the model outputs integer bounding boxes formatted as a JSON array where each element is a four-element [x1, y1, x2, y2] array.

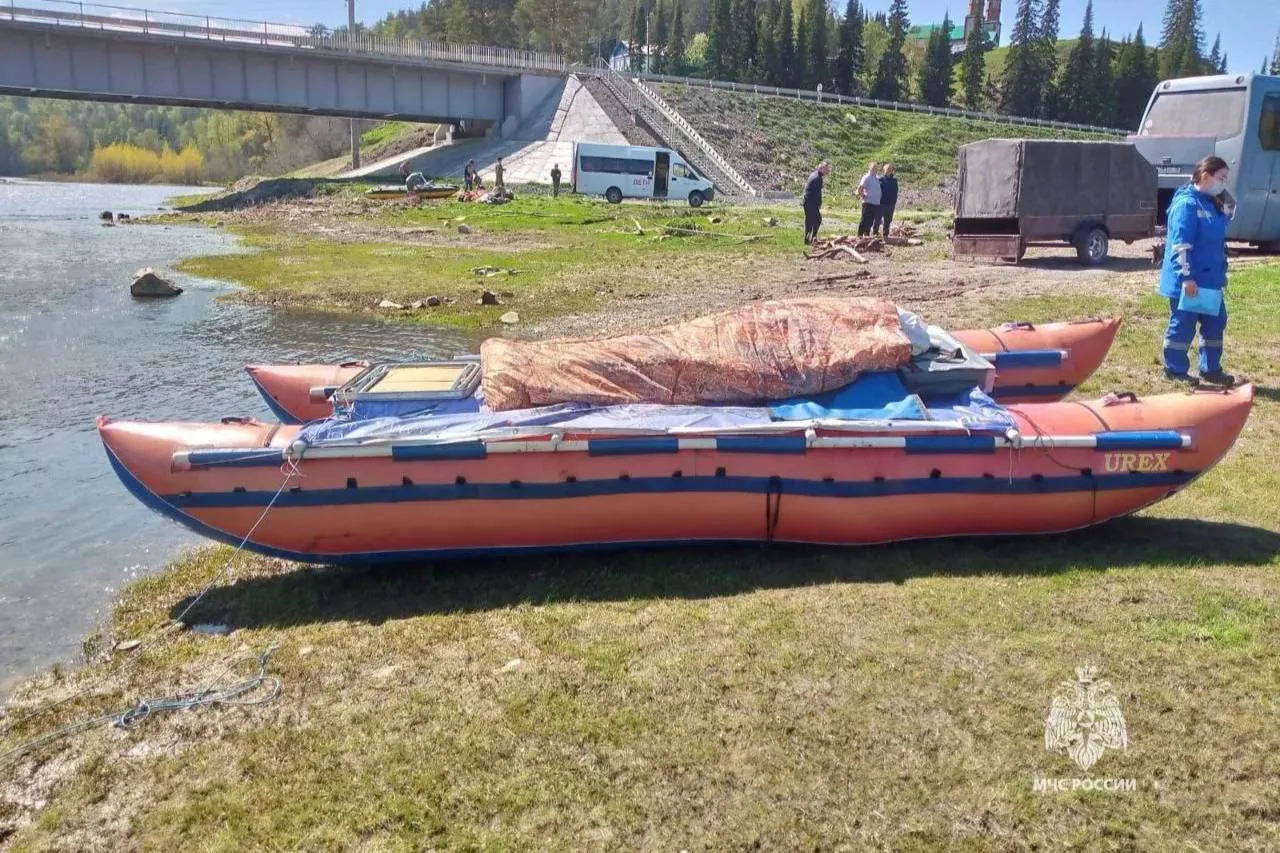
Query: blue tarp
[[296, 370, 1016, 447], [770, 370, 1014, 429]]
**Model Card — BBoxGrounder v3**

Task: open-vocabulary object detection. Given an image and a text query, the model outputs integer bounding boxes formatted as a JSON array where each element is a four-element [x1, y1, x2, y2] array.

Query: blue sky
[[145, 0, 1280, 75]]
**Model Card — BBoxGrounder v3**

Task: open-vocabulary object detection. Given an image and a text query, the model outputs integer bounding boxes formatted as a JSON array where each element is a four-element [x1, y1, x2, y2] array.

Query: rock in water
[[130, 268, 183, 298]]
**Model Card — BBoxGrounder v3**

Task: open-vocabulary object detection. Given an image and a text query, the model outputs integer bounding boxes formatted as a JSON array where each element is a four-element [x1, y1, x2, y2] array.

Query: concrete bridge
[[0, 1, 565, 135]]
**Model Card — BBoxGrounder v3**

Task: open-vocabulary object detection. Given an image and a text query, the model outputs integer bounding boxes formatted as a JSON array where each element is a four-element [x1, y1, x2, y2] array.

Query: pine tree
[[961, 14, 989, 110], [794, 5, 812, 88], [805, 0, 830, 90], [731, 0, 758, 80], [834, 0, 865, 96], [757, 1, 780, 84], [1113, 24, 1157, 130], [1270, 30, 1280, 75], [1157, 0, 1185, 79], [1158, 0, 1205, 79], [631, 0, 648, 72], [1206, 33, 1221, 75], [654, 0, 669, 72], [918, 13, 954, 107], [870, 0, 909, 101], [668, 0, 686, 74], [705, 0, 733, 78], [1039, 0, 1062, 119], [1000, 0, 1048, 118], [774, 0, 796, 87], [1218, 52, 1227, 74], [1093, 28, 1116, 127], [1184, 0, 1206, 70], [1057, 1, 1094, 124]]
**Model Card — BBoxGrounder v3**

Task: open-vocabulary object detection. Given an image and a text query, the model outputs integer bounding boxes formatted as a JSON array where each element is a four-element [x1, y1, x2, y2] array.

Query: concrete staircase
[[584, 61, 757, 200]]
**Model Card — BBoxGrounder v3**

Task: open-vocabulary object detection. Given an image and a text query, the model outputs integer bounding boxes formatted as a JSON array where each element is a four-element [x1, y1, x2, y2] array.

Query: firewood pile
[[885, 225, 925, 246], [806, 236, 886, 263]]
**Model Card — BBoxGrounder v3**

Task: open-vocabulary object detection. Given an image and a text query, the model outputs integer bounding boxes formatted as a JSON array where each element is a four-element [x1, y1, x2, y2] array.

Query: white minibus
[[571, 141, 717, 207]]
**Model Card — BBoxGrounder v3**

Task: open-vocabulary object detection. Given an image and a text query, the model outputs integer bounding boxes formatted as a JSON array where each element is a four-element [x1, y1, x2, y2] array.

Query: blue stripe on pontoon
[[990, 349, 1065, 368], [391, 441, 487, 461], [186, 449, 285, 467], [903, 436, 998, 454], [101, 440, 1200, 567], [717, 435, 808, 454], [587, 437, 680, 455], [245, 371, 303, 425], [1094, 431, 1185, 451], [990, 384, 1074, 399], [159, 470, 1196, 510]]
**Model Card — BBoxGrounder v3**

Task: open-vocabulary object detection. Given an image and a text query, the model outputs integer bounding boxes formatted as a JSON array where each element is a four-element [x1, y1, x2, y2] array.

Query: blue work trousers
[[1163, 294, 1227, 375]]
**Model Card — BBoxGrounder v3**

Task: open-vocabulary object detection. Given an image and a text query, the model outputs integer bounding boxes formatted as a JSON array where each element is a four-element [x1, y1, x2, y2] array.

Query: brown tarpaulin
[[480, 297, 913, 411]]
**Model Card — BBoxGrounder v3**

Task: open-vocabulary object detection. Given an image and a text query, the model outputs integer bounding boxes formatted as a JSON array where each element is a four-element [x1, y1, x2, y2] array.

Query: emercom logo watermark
[[1033, 662, 1145, 793]]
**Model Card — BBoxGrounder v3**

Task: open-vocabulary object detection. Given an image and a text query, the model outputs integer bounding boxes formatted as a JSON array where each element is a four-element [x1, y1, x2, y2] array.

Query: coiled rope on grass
[[1, 645, 282, 765], [1, 453, 306, 763]]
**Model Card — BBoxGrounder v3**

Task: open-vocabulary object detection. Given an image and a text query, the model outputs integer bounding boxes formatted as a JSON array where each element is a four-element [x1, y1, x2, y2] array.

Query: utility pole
[[348, 0, 360, 170]]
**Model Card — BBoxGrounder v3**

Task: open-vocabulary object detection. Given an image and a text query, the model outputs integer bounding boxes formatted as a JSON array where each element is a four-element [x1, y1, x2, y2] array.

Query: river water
[[0, 179, 475, 694]]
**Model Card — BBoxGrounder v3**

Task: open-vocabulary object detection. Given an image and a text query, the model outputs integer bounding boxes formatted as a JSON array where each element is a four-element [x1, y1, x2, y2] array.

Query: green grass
[[658, 85, 1114, 196], [169, 194, 810, 329], [3, 233, 1279, 849], [980, 38, 1080, 80], [359, 120, 419, 149]]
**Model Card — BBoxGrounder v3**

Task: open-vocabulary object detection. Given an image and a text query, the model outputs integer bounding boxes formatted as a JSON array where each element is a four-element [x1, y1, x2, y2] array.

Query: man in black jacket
[[802, 161, 830, 245], [873, 163, 899, 238]]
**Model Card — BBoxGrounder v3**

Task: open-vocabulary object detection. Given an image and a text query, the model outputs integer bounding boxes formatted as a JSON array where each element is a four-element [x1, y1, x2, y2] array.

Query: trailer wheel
[[1077, 226, 1109, 265], [605, 186, 623, 204]]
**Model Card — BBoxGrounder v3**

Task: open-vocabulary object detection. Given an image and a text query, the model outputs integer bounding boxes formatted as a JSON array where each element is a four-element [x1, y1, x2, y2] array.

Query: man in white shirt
[[857, 162, 881, 237]]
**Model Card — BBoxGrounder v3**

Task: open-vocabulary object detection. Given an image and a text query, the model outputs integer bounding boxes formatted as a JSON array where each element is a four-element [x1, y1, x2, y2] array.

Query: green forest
[[2, 0, 1276, 182], [370, 0, 1262, 125]]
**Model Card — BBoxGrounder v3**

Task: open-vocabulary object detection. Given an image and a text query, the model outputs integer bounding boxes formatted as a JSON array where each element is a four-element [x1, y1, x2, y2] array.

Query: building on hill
[[909, 0, 1002, 54]]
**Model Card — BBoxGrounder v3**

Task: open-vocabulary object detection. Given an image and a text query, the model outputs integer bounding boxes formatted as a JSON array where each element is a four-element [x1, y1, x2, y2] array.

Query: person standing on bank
[[802, 160, 830, 245], [550, 163, 562, 197], [873, 163, 899, 237], [857, 162, 881, 237], [1158, 154, 1235, 387]]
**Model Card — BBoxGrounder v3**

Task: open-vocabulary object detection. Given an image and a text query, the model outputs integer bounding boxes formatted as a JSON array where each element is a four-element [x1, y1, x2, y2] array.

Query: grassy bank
[[656, 84, 1114, 199], [3, 251, 1278, 849], [167, 193, 867, 329]]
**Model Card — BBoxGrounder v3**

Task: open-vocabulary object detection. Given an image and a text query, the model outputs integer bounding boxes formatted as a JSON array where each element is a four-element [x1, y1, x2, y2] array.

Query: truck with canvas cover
[[952, 138, 1158, 265]]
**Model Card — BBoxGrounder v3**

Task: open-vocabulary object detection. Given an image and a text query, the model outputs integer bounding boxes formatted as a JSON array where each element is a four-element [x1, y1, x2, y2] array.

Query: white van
[[571, 141, 716, 207]]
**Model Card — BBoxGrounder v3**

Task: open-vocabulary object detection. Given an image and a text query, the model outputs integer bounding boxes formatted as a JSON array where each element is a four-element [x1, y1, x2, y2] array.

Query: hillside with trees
[[3, 0, 1269, 183], [369, 0, 1246, 131]]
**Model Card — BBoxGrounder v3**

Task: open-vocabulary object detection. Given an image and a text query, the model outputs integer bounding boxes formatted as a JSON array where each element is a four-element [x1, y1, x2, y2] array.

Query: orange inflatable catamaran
[[99, 299, 1250, 565], [244, 317, 1123, 424]]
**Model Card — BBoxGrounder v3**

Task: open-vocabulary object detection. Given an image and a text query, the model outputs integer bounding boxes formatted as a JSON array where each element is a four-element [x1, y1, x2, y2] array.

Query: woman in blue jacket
[[1158, 155, 1235, 386]]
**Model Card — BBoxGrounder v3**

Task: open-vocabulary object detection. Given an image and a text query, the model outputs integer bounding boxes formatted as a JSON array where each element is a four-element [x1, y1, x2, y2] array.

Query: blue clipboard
[[1178, 286, 1223, 316]]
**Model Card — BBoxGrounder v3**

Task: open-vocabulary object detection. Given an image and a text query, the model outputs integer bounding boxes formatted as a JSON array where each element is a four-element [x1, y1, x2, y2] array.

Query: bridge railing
[[3, 0, 566, 74]]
